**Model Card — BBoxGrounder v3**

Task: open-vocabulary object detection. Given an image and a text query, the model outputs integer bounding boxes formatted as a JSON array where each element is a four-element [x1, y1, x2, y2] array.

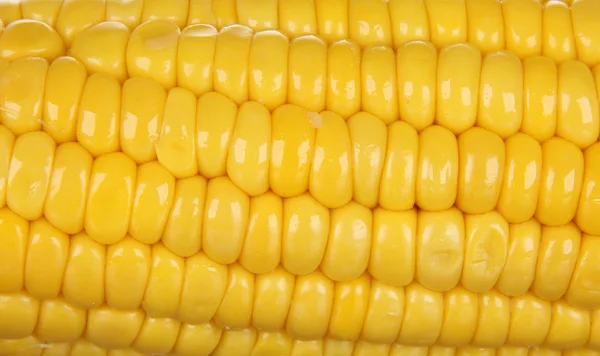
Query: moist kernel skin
[[24, 218, 69, 300], [7, 131, 56, 221], [239, 192, 282, 275], [1, 64, 600, 308], [0, 294, 598, 352], [42, 56, 87, 144], [3, 0, 600, 67], [0, 50, 596, 298], [142, 243, 184, 318], [0, 19, 65, 61], [62, 232, 105, 309], [0, 18, 598, 152], [69, 21, 129, 83], [0, 207, 29, 294], [0, 19, 598, 156], [6, 5, 600, 354], [0, 57, 47, 135]]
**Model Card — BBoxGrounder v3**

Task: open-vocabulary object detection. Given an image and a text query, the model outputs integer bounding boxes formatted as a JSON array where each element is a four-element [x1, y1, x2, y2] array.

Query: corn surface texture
[[2, 0, 600, 355], [1, 0, 600, 65]]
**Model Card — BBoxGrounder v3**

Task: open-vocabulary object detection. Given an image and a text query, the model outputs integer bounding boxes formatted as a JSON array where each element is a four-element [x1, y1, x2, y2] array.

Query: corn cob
[[4, 19, 600, 148], [2, 337, 599, 356], [2, 1, 600, 355], [1, 0, 599, 67], [1, 44, 600, 296], [0, 123, 599, 303], [2, 50, 599, 228], [3, 18, 600, 146], [1, 204, 599, 340], [1, 285, 600, 353]]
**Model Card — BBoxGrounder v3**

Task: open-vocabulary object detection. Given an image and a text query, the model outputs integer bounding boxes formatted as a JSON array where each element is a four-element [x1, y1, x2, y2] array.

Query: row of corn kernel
[[0, 0, 598, 66], [2, 74, 599, 233], [1, 286, 600, 352], [3, 22, 600, 150], [2, 336, 599, 356], [1, 128, 599, 301], [2, 205, 599, 327], [0, 52, 597, 219]]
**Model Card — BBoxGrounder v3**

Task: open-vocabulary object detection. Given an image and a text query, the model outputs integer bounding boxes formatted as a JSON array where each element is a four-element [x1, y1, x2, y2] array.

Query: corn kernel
[[41, 56, 87, 143], [195, 91, 237, 179], [85, 152, 136, 245], [496, 219, 542, 297], [325, 39, 361, 119], [252, 266, 295, 331], [130, 316, 180, 355], [76, 73, 121, 156], [86, 306, 144, 350], [105, 237, 151, 310], [36, 297, 86, 343], [465, 0, 504, 54], [105, 0, 143, 30], [0, 126, 14, 209], [438, 287, 478, 346], [536, 137, 584, 226], [425, 0, 468, 49], [213, 24, 253, 105], [396, 40, 437, 131], [62, 232, 105, 309], [477, 50, 524, 139], [278, 0, 317, 39], [533, 223, 581, 301], [161, 175, 206, 257], [435, 44, 481, 134], [178, 252, 227, 325], [20, 0, 62, 28], [236, 0, 278, 32], [227, 101, 272, 197], [577, 142, 600, 235], [69, 22, 129, 83], [287, 271, 334, 340], [248, 30, 289, 111], [141, 0, 189, 29], [397, 282, 444, 346], [314, 0, 348, 43], [542, 0, 576, 63], [0, 19, 64, 61], [0, 57, 47, 135], [416, 125, 459, 211], [322, 201, 372, 282], [0, 292, 39, 339], [369, 208, 417, 287], [171, 322, 222, 356], [55, 0, 105, 47], [129, 161, 175, 244], [24, 218, 69, 300], [7, 131, 55, 221], [328, 273, 370, 341], [239, 192, 282, 274], [571, 0, 600, 67], [288, 35, 327, 113], [362, 280, 405, 344], [457, 127, 505, 214], [416, 207, 465, 292], [502, 0, 543, 58], [521, 56, 558, 142], [142, 243, 184, 318], [176, 24, 216, 97], [213, 262, 254, 330], [388, 0, 430, 48]]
